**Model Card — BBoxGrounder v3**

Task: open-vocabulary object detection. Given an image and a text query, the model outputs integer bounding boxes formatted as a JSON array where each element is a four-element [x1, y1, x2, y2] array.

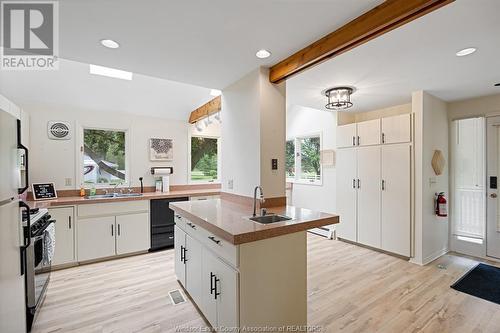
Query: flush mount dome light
[[325, 87, 354, 110], [256, 49, 271, 59], [100, 39, 120, 49], [456, 47, 476, 57]]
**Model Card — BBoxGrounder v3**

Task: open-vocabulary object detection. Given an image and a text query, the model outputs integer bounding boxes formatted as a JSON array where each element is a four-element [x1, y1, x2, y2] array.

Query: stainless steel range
[[22, 207, 55, 331]]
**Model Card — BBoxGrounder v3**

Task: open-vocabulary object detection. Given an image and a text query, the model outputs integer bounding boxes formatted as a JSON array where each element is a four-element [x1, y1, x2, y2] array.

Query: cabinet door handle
[[111, 224, 114, 236], [214, 276, 221, 300], [210, 272, 216, 295], [352, 136, 355, 146], [357, 136, 360, 146], [352, 179, 356, 189], [68, 216, 71, 229], [357, 179, 360, 189], [382, 132, 385, 144], [183, 247, 188, 263], [118, 223, 121, 236], [208, 236, 221, 245], [186, 222, 196, 229], [381, 180, 385, 191], [180, 245, 184, 263], [175, 214, 181, 219]]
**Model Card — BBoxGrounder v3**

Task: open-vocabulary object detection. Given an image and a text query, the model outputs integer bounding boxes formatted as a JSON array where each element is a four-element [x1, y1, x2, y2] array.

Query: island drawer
[[177, 215, 238, 267]]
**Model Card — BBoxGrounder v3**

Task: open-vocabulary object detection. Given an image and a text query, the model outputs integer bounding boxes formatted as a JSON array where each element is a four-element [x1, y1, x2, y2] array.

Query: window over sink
[[82, 128, 128, 187]]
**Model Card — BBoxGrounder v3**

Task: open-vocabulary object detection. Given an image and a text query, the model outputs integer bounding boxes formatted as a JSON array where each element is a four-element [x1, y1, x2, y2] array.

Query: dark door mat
[[451, 263, 500, 305]]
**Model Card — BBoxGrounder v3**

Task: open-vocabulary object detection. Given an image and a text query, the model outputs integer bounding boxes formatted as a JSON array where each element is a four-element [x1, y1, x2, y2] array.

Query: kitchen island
[[170, 198, 339, 332]]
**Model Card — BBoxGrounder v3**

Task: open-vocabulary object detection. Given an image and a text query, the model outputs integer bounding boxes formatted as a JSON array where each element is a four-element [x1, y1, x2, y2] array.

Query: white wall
[[221, 67, 285, 198], [286, 105, 337, 214], [413, 91, 449, 265], [26, 104, 219, 190], [448, 93, 500, 119]]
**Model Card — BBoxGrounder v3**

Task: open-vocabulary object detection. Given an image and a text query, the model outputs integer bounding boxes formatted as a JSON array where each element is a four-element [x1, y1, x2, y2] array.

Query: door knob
[[490, 193, 497, 198]]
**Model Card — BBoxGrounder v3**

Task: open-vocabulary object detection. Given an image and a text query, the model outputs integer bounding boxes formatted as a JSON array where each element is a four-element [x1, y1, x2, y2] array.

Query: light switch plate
[[65, 178, 72, 186]]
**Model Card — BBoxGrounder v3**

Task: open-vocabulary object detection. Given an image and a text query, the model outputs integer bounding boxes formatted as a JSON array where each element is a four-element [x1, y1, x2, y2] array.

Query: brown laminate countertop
[[26, 189, 220, 208], [170, 198, 339, 245]]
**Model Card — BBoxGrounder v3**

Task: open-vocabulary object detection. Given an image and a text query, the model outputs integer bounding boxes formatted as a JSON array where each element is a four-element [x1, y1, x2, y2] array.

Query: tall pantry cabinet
[[336, 114, 412, 257]]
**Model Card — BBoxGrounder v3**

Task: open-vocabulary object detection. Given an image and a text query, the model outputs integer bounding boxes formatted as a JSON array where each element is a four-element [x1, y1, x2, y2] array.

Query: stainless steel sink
[[248, 214, 292, 224], [114, 193, 143, 198], [85, 193, 143, 199], [85, 194, 115, 199]]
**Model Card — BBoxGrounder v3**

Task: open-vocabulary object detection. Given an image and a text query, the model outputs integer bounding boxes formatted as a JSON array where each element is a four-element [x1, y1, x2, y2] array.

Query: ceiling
[[56, 0, 382, 89], [287, 0, 500, 113], [0, 58, 213, 121]]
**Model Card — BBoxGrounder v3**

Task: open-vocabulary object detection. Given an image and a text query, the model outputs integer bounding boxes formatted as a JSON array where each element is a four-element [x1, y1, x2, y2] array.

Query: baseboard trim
[[414, 247, 449, 266]]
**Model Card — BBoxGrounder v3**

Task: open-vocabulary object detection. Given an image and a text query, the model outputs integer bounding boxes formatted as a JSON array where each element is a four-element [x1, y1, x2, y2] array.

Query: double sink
[[85, 193, 143, 199]]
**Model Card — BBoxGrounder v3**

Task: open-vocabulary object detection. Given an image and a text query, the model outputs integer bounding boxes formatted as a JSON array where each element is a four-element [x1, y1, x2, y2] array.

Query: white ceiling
[[287, 0, 500, 113], [56, 0, 382, 89], [0, 58, 213, 121]]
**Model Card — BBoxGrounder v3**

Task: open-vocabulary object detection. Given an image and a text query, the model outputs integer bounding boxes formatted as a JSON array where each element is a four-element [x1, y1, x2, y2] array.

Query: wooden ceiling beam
[[269, 0, 454, 83], [188, 96, 221, 124]]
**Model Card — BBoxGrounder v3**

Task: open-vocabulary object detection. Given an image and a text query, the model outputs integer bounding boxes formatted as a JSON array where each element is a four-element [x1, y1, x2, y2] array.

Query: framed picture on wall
[[150, 138, 173, 161]]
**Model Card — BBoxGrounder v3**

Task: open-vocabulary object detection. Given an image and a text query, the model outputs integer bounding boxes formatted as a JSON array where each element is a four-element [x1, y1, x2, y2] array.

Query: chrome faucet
[[253, 186, 265, 217]]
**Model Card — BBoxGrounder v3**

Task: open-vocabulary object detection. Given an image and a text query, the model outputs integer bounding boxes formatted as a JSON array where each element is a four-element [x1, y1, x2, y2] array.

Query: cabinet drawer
[[78, 200, 148, 218]]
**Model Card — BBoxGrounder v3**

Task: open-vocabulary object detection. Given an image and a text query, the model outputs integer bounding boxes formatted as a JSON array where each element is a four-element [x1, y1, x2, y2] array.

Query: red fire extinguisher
[[435, 192, 447, 217]]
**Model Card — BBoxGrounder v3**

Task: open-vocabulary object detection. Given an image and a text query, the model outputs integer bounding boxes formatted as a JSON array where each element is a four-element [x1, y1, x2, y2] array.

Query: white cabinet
[[116, 213, 149, 255], [174, 225, 186, 286], [77, 216, 116, 261], [201, 248, 238, 328], [357, 119, 381, 146], [381, 114, 411, 144], [185, 233, 203, 305], [335, 149, 357, 241], [76, 200, 150, 262], [381, 144, 411, 256], [49, 207, 75, 265], [336, 121, 411, 256], [357, 147, 381, 248], [337, 123, 357, 148]]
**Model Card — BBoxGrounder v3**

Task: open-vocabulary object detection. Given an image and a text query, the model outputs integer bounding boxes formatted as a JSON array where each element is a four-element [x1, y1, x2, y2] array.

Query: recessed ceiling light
[[210, 89, 222, 97], [89, 64, 133, 80], [456, 47, 476, 57], [100, 39, 120, 49], [256, 49, 271, 59]]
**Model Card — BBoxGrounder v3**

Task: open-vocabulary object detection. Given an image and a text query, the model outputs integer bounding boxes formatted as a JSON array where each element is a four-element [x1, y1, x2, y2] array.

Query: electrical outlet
[[228, 179, 234, 190], [65, 178, 72, 186]]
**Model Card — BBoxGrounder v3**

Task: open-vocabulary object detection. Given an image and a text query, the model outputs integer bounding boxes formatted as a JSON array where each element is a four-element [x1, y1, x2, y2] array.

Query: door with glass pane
[[486, 116, 500, 259], [451, 118, 486, 257]]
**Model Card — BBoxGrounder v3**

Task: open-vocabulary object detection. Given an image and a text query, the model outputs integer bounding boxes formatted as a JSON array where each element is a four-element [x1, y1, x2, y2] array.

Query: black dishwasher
[[150, 197, 189, 251]]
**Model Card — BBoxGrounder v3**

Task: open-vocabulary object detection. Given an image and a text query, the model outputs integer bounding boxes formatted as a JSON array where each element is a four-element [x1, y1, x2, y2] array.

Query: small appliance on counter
[[151, 167, 173, 193]]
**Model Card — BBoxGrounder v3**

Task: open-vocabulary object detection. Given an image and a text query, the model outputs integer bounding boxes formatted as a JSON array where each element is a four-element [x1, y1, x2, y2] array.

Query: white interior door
[[486, 116, 500, 259], [335, 148, 357, 241], [381, 144, 411, 256], [357, 146, 381, 248]]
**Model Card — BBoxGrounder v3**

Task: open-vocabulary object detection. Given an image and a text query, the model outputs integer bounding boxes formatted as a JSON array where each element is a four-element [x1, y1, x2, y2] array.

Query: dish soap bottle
[[89, 186, 96, 197]]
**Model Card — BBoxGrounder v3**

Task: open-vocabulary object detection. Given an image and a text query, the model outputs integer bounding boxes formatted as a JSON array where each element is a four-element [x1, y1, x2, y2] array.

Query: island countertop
[[169, 198, 339, 245]]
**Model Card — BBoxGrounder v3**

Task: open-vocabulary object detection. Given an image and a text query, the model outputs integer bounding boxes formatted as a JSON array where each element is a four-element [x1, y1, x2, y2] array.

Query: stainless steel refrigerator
[[0, 108, 29, 332]]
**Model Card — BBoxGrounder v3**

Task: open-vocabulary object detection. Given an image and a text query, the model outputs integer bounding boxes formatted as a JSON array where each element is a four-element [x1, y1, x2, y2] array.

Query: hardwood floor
[[32, 234, 500, 333]]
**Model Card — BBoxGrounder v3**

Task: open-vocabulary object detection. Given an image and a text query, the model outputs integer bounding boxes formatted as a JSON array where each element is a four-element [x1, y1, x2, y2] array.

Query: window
[[286, 140, 295, 178], [286, 134, 321, 184], [83, 128, 127, 186], [190, 136, 219, 183]]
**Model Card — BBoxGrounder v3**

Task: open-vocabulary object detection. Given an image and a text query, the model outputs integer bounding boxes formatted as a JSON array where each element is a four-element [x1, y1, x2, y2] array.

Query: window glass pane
[[191, 137, 218, 182], [300, 136, 321, 182], [286, 140, 295, 178], [83, 129, 126, 185]]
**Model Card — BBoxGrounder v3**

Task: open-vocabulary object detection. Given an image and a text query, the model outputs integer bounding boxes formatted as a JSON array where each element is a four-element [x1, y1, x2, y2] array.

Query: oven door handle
[[19, 201, 31, 276]]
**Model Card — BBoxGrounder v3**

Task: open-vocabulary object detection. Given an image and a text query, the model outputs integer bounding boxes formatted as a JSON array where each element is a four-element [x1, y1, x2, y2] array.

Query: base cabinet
[[49, 207, 75, 265], [116, 213, 150, 255], [77, 216, 116, 262]]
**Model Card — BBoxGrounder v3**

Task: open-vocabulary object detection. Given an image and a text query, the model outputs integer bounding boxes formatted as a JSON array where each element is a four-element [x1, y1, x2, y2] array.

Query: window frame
[[77, 124, 130, 189], [188, 134, 221, 184], [286, 132, 323, 186]]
